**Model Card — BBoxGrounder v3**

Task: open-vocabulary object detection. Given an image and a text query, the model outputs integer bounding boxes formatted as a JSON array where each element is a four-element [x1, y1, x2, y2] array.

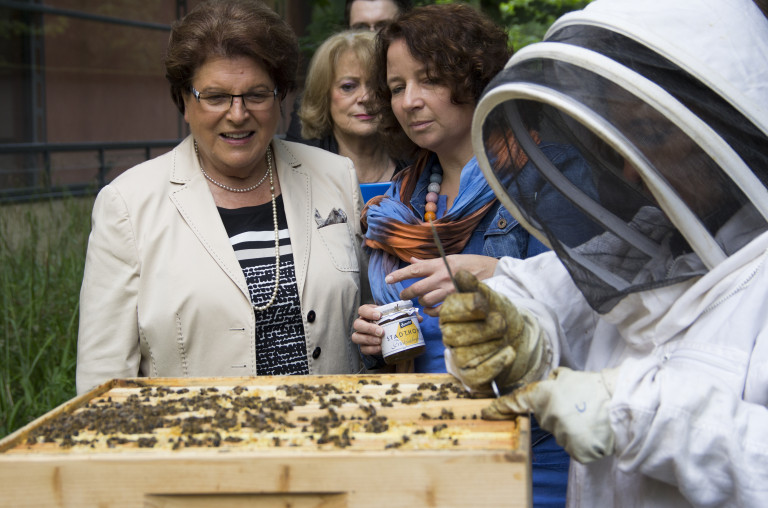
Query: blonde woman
[[295, 30, 407, 184]]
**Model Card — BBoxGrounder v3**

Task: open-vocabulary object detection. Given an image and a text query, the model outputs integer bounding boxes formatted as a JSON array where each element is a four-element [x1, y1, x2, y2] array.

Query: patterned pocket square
[[314, 208, 348, 228]]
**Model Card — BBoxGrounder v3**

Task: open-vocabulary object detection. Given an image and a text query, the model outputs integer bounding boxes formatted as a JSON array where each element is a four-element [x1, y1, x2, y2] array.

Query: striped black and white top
[[218, 195, 309, 376]]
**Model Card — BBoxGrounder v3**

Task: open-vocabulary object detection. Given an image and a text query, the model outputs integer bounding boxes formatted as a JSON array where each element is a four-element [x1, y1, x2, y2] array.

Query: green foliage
[[497, 0, 593, 49], [299, 0, 346, 63], [0, 197, 92, 438], [296, 0, 593, 64]]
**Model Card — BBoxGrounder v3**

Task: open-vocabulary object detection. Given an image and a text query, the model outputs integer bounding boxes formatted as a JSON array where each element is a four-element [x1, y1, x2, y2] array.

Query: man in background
[[346, 0, 411, 31]]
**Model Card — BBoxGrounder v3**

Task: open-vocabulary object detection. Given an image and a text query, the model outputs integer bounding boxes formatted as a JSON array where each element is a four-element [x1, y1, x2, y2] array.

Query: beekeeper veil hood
[[473, 0, 768, 313]]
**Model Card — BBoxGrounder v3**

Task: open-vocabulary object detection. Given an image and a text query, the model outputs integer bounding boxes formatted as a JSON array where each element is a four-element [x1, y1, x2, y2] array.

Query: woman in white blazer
[[76, 0, 369, 394]]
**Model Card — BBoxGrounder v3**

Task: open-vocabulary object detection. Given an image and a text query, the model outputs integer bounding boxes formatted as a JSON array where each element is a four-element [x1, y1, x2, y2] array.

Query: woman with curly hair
[[351, 4, 598, 506], [353, 3, 555, 367]]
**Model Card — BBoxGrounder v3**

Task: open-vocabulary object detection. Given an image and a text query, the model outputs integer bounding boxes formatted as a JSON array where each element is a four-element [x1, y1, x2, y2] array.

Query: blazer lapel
[[168, 136, 250, 301], [273, 139, 310, 297]]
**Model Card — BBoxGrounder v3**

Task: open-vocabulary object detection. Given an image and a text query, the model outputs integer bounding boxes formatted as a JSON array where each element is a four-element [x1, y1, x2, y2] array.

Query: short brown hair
[[164, 0, 299, 115], [371, 3, 511, 158], [299, 30, 377, 140]]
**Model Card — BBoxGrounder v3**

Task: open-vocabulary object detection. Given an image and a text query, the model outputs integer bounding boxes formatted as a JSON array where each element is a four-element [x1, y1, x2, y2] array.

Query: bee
[[364, 416, 389, 433], [440, 408, 455, 420], [137, 437, 157, 448], [417, 382, 438, 392], [432, 423, 448, 434]]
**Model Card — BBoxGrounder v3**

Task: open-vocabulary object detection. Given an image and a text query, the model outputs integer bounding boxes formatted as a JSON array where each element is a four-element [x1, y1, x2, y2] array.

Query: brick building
[[0, 0, 312, 201]]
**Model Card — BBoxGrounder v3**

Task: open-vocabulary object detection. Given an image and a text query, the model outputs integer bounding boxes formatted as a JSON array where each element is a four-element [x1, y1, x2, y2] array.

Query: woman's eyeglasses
[[190, 86, 278, 112]]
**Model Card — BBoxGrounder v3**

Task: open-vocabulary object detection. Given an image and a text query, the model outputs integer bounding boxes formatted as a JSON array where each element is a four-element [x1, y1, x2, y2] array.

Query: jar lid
[[375, 300, 414, 315]]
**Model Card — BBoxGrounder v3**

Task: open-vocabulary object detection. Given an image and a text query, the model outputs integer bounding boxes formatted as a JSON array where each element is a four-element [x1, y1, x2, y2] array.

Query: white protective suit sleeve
[[485, 252, 600, 374], [490, 241, 768, 507], [608, 238, 768, 507], [613, 353, 768, 506]]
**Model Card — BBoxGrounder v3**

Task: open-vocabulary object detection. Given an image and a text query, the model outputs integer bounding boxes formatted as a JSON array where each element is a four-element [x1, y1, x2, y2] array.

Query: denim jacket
[[402, 154, 536, 373], [400, 144, 599, 373]]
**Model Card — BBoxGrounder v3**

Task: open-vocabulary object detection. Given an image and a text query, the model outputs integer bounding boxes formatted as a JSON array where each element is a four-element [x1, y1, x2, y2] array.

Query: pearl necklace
[[424, 165, 443, 222], [195, 141, 269, 192], [253, 146, 281, 311], [195, 140, 281, 311]]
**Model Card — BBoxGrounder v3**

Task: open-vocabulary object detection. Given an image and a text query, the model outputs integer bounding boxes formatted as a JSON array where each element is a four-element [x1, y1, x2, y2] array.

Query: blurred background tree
[[299, 0, 593, 62], [495, 0, 593, 49]]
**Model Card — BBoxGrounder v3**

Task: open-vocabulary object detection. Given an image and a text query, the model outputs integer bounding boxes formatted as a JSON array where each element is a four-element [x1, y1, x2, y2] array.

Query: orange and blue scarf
[[362, 151, 497, 304]]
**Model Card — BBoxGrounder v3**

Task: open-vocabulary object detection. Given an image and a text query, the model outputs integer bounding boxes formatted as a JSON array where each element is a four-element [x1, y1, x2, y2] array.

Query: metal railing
[[0, 1, 177, 31], [0, 1, 185, 204], [0, 140, 182, 204]]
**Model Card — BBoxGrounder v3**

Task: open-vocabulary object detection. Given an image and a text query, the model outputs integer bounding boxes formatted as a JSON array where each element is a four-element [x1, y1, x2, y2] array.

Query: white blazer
[[76, 136, 369, 394]]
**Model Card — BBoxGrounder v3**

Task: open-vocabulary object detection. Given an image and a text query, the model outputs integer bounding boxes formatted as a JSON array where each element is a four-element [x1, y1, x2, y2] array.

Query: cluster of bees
[[23, 380, 475, 452]]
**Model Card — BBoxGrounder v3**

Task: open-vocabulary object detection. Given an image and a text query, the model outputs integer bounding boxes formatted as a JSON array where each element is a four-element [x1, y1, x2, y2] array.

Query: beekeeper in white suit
[[438, 0, 768, 506]]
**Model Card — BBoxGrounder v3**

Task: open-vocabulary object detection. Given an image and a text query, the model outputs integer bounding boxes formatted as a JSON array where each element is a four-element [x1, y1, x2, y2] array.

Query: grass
[[0, 196, 94, 438]]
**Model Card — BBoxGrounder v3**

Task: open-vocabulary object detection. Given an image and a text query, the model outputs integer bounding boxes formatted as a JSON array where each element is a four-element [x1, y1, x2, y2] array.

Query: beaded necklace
[[423, 165, 443, 222], [195, 140, 281, 311]]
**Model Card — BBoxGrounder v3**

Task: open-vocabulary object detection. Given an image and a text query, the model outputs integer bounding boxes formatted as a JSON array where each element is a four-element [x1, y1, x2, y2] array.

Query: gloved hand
[[483, 366, 619, 464], [439, 270, 545, 392]]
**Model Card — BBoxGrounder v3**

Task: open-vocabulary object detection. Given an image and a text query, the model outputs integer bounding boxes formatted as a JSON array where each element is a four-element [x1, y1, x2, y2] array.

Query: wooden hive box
[[0, 374, 530, 508]]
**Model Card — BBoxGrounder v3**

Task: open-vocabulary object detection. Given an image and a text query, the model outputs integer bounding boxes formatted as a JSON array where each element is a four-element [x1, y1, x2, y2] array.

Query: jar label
[[382, 317, 424, 356], [396, 320, 420, 346]]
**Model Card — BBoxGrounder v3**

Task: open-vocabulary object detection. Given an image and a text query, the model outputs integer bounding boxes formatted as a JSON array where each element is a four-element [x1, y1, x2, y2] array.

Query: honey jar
[[376, 300, 426, 364]]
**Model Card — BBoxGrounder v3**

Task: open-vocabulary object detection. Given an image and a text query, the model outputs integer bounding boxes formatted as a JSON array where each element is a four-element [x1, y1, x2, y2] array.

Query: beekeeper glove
[[439, 270, 545, 392], [483, 367, 619, 464]]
